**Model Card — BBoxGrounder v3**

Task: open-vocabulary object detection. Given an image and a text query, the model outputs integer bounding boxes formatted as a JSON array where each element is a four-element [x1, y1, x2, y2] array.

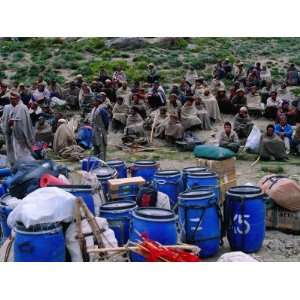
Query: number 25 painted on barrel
[[233, 214, 251, 235]]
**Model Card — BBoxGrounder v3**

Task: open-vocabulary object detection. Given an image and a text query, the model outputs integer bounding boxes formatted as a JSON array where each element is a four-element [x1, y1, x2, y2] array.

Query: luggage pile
[[0, 155, 266, 262], [259, 175, 300, 233]]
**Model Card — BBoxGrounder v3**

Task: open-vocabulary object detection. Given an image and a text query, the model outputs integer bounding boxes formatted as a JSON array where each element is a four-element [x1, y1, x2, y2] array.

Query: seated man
[[112, 96, 129, 132], [194, 97, 212, 130], [232, 88, 247, 114], [76, 120, 93, 150], [53, 119, 85, 161], [35, 116, 53, 145], [274, 115, 293, 155], [151, 107, 170, 138], [167, 94, 182, 119], [165, 114, 184, 144], [277, 83, 293, 103], [146, 81, 166, 110], [63, 81, 80, 109], [287, 64, 300, 86], [260, 124, 288, 161], [124, 106, 145, 138], [201, 89, 222, 123], [180, 97, 202, 130], [116, 81, 131, 106], [32, 82, 51, 104], [292, 125, 300, 155], [219, 121, 240, 153], [216, 88, 232, 114], [147, 63, 160, 84], [265, 91, 281, 120], [130, 93, 147, 119], [246, 86, 264, 116], [260, 66, 272, 86], [276, 100, 297, 125], [233, 107, 253, 140]]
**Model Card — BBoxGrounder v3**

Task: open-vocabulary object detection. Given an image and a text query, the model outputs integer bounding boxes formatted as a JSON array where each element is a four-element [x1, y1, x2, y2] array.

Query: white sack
[[217, 251, 258, 262], [245, 125, 262, 153], [7, 187, 76, 229], [156, 192, 171, 209], [65, 217, 118, 262]]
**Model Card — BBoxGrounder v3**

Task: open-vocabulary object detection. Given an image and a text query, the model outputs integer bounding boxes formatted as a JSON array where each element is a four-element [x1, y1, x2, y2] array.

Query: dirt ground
[[103, 116, 300, 262]]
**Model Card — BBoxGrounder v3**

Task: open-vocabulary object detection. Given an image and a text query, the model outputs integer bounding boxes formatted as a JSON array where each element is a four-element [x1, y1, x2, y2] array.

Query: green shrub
[[168, 58, 182, 68], [190, 58, 206, 70], [12, 51, 25, 62], [0, 70, 7, 79]]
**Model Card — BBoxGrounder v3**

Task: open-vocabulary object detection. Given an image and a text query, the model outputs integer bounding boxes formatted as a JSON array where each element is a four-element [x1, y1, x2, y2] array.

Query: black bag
[[136, 183, 157, 207]]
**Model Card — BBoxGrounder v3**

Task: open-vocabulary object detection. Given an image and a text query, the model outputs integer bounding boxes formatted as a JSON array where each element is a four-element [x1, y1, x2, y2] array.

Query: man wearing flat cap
[[1, 90, 35, 166]]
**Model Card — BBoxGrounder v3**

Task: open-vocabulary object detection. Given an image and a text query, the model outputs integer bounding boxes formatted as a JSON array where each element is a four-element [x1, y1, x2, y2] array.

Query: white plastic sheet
[[245, 125, 262, 153], [0, 194, 22, 210], [7, 187, 76, 228]]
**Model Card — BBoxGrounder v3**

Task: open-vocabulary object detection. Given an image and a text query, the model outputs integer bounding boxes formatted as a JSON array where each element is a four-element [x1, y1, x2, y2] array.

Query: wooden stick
[[75, 199, 89, 262], [87, 244, 200, 254], [250, 155, 261, 167], [150, 111, 159, 144], [4, 236, 14, 262], [77, 198, 105, 249]]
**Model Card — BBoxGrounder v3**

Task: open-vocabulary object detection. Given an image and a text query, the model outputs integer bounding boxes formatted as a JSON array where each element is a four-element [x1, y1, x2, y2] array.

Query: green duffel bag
[[193, 145, 236, 160]]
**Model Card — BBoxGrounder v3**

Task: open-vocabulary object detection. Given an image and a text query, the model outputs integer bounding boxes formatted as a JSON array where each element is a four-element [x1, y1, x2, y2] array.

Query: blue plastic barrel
[[186, 171, 220, 201], [224, 186, 265, 253], [0, 200, 12, 244], [178, 190, 221, 258], [100, 200, 136, 246], [82, 156, 101, 172], [182, 167, 207, 190], [129, 207, 177, 262], [14, 222, 65, 262], [0, 184, 6, 197], [91, 167, 117, 199], [0, 168, 12, 178], [153, 170, 183, 209], [107, 160, 127, 178], [131, 160, 159, 182], [50, 185, 96, 215]]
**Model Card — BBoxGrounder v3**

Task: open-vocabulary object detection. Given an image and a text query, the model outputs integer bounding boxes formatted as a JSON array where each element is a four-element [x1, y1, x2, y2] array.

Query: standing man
[[1, 90, 35, 166], [91, 97, 110, 161]]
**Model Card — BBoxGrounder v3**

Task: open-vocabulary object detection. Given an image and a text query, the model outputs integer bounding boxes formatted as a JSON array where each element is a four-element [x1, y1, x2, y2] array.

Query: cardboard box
[[197, 158, 236, 203], [197, 158, 236, 177], [220, 172, 237, 203], [108, 176, 145, 200]]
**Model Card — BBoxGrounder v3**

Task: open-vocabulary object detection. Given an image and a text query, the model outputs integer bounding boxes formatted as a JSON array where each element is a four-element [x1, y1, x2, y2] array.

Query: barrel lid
[[155, 169, 181, 176], [100, 200, 136, 211], [135, 207, 175, 219], [183, 167, 207, 174], [91, 167, 116, 177], [15, 222, 61, 232], [48, 184, 92, 190], [179, 190, 214, 199], [228, 186, 262, 195], [134, 160, 157, 166], [188, 171, 217, 177], [82, 156, 100, 162], [107, 160, 124, 165]]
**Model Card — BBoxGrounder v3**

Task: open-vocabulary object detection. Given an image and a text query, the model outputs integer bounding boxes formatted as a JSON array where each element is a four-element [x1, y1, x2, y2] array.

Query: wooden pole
[[87, 244, 200, 254]]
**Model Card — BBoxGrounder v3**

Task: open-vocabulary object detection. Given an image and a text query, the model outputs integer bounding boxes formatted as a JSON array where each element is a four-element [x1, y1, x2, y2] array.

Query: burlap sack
[[258, 175, 300, 211]]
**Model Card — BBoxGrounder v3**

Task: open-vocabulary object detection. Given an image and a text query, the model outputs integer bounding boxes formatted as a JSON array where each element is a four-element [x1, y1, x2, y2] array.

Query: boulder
[[105, 37, 147, 50]]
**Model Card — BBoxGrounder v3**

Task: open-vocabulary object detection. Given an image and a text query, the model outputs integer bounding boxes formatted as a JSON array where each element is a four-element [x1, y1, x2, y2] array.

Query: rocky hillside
[[1, 37, 300, 90]]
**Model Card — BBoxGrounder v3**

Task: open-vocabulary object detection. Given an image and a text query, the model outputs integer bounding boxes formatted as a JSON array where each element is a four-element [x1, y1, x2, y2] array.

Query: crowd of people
[[1, 59, 300, 166]]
